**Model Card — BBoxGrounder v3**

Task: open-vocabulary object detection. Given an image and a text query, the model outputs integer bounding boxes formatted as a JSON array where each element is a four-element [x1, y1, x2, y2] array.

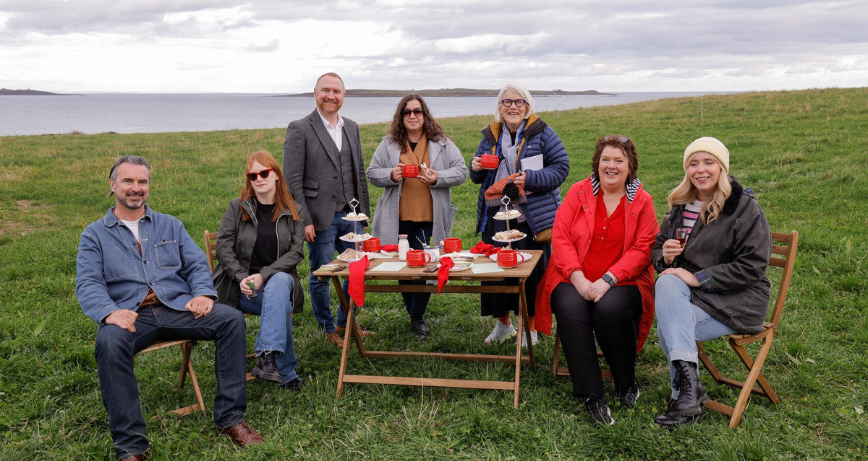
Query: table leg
[[336, 297, 357, 399], [331, 276, 366, 357], [513, 307, 523, 409], [518, 280, 536, 371]]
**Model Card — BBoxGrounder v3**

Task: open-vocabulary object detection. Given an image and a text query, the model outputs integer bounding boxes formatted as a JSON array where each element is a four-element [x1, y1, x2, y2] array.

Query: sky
[[1, 0, 867, 93]]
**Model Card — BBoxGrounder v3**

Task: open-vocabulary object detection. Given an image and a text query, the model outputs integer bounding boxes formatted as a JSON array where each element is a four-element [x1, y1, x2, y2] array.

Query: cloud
[[1, 0, 867, 92], [246, 38, 279, 52]]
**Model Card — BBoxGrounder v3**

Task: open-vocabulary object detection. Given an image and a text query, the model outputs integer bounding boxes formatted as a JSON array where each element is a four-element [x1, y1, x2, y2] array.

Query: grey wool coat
[[366, 135, 468, 246]]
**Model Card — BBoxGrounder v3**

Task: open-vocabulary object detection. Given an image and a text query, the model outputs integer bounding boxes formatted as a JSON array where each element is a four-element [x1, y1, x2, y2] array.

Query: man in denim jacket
[[75, 156, 261, 460]]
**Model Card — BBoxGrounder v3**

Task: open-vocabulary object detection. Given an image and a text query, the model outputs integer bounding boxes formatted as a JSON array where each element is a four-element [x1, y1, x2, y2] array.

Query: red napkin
[[437, 256, 455, 294], [469, 242, 502, 257], [348, 256, 370, 307], [381, 244, 398, 252]]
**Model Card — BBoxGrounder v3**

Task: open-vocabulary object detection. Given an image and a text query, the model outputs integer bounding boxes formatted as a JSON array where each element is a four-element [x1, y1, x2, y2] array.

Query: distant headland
[[0, 88, 67, 96], [277, 88, 611, 98]]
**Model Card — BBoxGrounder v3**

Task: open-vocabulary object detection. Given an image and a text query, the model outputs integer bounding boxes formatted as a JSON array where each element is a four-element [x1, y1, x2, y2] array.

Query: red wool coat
[[535, 176, 659, 352]]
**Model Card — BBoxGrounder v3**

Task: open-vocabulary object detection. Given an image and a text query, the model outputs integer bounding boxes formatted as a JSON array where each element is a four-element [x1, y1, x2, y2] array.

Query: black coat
[[651, 179, 772, 334], [212, 198, 305, 310]]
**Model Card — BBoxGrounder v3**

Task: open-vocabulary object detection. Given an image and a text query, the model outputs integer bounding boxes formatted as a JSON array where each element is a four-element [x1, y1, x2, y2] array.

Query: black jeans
[[398, 220, 433, 319], [551, 282, 642, 397]]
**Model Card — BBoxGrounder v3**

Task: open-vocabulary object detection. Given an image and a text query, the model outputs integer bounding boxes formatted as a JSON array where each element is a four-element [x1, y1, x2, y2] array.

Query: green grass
[[1, 87, 867, 460]]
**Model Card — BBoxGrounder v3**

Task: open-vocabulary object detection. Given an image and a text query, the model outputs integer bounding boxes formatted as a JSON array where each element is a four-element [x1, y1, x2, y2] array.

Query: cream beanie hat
[[684, 137, 729, 173]]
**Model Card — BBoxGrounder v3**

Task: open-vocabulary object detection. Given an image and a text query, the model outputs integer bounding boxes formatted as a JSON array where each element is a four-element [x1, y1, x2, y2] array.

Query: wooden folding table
[[312, 250, 542, 408]]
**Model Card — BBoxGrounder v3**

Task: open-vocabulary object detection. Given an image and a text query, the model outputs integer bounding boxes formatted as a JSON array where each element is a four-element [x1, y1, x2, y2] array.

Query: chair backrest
[[204, 230, 218, 273], [768, 231, 799, 328]]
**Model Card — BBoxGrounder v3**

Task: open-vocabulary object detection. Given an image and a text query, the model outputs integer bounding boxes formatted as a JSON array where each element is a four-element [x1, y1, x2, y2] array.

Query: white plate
[[491, 233, 527, 243], [336, 251, 377, 262], [342, 216, 368, 222], [488, 252, 532, 265], [450, 262, 473, 272], [339, 234, 371, 243], [492, 213, 523, 221], [380, 250, 398, 256]]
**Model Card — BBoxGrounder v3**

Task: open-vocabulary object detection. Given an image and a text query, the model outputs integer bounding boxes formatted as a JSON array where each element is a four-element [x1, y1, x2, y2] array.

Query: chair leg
[[176, 341, 193, 391], [729, 335, 776, 428], [552, 330, 561, 380], [731, 340, 781, 403]]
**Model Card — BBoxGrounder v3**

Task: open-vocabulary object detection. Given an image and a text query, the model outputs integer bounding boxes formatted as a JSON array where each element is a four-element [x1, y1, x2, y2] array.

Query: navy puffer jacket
[[470, 115, 570, 237]]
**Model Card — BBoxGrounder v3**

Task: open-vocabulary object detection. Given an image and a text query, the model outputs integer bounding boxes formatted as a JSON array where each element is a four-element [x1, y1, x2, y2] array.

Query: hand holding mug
[[391, 163, 404, 182]]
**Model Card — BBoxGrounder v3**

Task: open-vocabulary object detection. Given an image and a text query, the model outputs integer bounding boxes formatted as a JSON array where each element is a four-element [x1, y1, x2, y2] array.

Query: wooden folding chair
[[552, 333, 611, 380], [698, 230, 799, 428], [204, 229, 256, 381], [134, 339, 206, 416]]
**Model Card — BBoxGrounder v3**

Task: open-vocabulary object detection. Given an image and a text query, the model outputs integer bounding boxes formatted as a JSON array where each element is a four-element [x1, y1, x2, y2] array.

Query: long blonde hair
[[666, 152, 732, 224]]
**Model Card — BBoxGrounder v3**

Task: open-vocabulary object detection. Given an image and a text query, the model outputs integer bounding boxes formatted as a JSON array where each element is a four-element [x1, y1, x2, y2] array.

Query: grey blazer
[[283, 109, 371, 231]]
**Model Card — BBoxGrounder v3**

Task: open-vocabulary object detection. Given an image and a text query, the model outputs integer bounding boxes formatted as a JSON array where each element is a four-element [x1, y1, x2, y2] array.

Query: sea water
[[0, 92, 725, 136]]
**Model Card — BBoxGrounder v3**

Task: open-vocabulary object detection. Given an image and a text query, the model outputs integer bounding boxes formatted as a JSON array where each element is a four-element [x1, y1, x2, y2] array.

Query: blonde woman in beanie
[[650, 136, 772, 429]]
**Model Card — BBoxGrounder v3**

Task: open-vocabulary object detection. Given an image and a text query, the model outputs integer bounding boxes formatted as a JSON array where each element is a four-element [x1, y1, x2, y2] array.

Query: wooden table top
[[312, 249, 543, 281]]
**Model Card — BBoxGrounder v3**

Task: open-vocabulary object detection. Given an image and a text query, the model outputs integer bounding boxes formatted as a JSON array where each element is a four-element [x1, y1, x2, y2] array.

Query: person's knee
[[268, 272, 293, 291], [655, 273, 685, 292], [95, 325, 133, 362]]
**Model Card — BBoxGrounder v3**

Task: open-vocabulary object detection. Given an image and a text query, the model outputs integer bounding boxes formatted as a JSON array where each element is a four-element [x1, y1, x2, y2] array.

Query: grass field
[[1, 87, 867, 460]]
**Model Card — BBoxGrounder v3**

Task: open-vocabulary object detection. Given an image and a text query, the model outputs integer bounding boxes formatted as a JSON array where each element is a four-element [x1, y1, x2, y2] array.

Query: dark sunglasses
[[603, 135, 630, 143], [402, 107, 424, 117], [246, 169, 273, 181], [501, 99, 526, 107]]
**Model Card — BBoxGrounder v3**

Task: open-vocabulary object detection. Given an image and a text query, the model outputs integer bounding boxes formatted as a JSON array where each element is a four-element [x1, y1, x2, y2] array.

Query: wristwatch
[[602, 274, 616, 287]]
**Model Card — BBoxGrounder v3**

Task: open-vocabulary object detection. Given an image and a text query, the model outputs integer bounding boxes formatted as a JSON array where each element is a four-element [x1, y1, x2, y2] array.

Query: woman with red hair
[[213, 151, 306, 390]]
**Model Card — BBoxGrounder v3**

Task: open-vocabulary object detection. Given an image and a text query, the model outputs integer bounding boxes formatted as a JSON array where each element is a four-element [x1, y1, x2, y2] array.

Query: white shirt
[[317, 109, 344, 151], [120, 218, 141, 242]]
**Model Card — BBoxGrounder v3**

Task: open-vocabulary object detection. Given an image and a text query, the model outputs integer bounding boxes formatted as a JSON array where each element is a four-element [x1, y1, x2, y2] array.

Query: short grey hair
[[109, 155, 151, 181], [494, 82, 536, 123]]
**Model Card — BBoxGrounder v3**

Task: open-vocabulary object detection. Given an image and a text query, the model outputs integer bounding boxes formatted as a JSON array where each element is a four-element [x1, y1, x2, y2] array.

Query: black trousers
[[398, 220, 433, 319], [551, 282, 642, 397]]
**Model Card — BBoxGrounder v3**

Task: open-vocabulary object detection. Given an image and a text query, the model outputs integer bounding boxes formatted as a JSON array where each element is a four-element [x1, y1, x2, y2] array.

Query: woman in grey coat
[[367, 95, 468, 340], [651, 137, 772, 429], [213, 151, 306, 390]]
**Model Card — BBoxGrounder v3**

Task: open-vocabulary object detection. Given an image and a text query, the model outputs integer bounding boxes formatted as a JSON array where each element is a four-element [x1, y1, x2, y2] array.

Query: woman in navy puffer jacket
[[469, 82, 570, 347]]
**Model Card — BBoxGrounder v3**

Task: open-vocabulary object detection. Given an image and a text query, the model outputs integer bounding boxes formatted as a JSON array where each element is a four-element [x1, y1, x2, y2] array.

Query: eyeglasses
[[603, 135, 630, 143], [501, 99, 526, 107], [246, 169, 273, 181], [402, 108, 424, 117]]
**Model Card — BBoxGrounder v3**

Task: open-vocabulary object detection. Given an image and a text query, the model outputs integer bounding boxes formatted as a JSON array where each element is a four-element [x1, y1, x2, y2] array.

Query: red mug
[[402, 164, 419, 178], [497, 249, 527, 268], [480, 154, 499, 169], [443, 238, 462, 254], [362, 237, 381, 253], [406, 249, 432, 267]]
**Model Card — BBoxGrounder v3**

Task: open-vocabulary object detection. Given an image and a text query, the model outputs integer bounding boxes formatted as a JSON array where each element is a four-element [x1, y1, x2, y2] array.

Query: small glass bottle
[[398, 234, 410, 261]]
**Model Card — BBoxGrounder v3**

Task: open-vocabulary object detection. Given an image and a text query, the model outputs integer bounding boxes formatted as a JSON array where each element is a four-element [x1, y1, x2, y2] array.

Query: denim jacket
[[76, 205, 217, 324]]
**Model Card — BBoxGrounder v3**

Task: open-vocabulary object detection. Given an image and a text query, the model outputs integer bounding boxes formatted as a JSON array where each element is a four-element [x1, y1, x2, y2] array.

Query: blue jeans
[[308, 211, 356, 333], [94, 303, 247, 459], [236, 272, 298, 383], [655, 274, 736, 398]]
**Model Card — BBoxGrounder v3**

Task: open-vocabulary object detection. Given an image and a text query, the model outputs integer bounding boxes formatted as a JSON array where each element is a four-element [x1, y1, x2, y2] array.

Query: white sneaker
[[484, 321, 517, 345], [518, 330, 539, 348]]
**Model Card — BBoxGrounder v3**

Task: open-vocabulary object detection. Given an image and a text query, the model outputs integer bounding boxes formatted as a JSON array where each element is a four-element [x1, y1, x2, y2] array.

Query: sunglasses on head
[[246, 169, 273, 181], [501, 99, 526, 107], [402, 107, 424, 117], [603, 135, 630, 143]]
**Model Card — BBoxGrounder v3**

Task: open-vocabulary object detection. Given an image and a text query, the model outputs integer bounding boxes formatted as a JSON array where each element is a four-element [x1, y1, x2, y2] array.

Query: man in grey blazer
[[283, 72, 372, 347]]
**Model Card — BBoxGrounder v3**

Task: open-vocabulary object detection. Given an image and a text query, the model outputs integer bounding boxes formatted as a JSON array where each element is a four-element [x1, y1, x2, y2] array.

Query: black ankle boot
[[655, 360, 709, 429], [252, 351, 282, 383], [410, 319, 430, 341]]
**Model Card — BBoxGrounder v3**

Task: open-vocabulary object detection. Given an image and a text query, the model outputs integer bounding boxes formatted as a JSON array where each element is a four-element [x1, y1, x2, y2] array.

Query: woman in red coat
[[535, 135, 658, 426]]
